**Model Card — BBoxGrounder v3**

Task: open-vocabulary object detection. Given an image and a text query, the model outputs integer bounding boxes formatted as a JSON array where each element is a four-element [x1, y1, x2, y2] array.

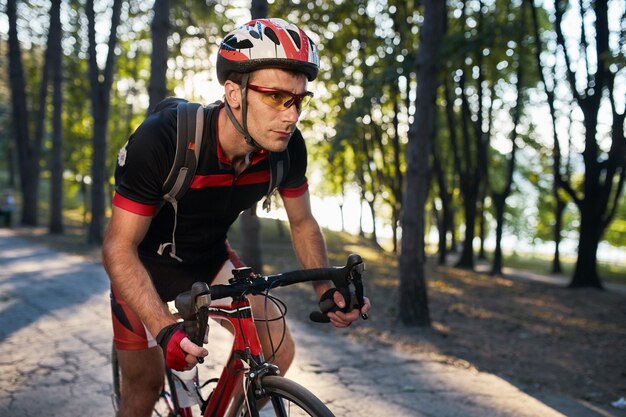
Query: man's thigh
[[117, 346, 164, 387]]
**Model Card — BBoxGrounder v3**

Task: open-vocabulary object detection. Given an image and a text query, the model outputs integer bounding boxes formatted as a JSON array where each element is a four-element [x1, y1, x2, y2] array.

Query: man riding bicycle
[[102, 18, 371, 417]]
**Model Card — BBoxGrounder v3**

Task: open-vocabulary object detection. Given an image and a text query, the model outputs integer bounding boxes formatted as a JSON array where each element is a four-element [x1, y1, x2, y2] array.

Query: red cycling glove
[[156, 322, 188, 371]]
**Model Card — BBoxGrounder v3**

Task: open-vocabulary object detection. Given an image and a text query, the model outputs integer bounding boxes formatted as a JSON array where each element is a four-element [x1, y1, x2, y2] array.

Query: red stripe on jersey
[[112, 193, 158, 216], [190, 174, 233, 188], [190, 170, 270, 189], [279, 180, 308, 198], [237, 170, 270, 185]]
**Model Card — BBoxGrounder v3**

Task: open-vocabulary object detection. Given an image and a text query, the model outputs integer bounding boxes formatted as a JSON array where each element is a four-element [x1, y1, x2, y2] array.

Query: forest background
[[0, 0, 625, 328]]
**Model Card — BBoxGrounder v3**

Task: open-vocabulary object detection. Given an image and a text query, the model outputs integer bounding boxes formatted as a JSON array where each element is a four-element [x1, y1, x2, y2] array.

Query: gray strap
[[157, 103, 205, 262], [262, 159, 285, 212]]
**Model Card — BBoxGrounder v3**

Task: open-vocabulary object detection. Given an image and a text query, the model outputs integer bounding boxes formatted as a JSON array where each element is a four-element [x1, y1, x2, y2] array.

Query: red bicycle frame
[[200, 298, 266, 417]]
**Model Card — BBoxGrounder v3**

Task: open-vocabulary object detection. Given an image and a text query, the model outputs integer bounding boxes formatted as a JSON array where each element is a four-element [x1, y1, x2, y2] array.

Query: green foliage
[[1, 0, 624, 270]]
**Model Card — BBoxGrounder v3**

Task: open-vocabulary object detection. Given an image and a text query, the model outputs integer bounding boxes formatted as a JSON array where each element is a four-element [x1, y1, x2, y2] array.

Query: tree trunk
[[86, 0, 123, 244], [6, 0, 42, 226], [527, 0, 564, 274], [399, 0, 445, 326], [432, 146, 451, 265], [251, 0, 268, 20], [239, 0, 268, 271], [477, 192, 487, 260], [48, 0, 64, 234], [552, 197, 565, 273], [454, 1, 488, 270], [553, 0, 625, 288], [147, 0, 170, 113], [490, 11, 524, 276], [456, 193, 477, 268], [570, 212, 603, 288], [491, 197, 505, 275]]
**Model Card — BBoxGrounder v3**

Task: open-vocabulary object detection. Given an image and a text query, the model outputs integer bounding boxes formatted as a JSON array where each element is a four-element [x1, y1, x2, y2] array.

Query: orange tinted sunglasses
[[247, 83, 314, 112]]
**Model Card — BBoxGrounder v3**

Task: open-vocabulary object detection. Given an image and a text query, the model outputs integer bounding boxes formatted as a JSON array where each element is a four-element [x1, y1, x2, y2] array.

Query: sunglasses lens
[[251, 84, 313, 112], [261, 92, 291, 110], [298, 94, 312, 110]]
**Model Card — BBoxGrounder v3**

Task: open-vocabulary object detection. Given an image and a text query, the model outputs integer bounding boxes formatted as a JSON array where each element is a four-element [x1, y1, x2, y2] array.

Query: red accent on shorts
[[279, 180, 308, 198], [112, 193, 157, 216], [112, 241, 246, 351], [111, 286, 151, 350]]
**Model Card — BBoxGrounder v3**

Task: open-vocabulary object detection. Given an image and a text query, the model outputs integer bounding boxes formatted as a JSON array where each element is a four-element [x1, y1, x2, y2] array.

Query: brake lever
[[309, 254, 368, 323], [351, 267, 368, 321], [175, 282, 211, 363]]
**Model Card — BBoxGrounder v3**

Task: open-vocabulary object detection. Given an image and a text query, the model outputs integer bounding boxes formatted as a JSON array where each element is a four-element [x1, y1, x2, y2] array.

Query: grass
[[5, 178, 626, 286], [502, 251, 626, 284]]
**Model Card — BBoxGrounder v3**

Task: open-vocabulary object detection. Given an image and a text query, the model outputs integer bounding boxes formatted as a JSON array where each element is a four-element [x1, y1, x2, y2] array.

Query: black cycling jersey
[[113, 101, 308, 301]]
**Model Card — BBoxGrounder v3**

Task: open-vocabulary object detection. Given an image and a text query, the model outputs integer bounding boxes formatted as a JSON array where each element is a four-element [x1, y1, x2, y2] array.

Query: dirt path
[[0, 228, 622, 416]]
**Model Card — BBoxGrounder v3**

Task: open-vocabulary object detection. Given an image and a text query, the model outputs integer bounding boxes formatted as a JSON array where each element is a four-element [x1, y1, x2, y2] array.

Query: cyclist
[[103, 18, 371, 417]]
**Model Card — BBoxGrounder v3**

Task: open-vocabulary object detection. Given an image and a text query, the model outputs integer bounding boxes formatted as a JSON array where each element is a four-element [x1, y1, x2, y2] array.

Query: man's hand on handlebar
[[156, 322, 208, 371], [312, 286, 371, 327], [328, 291, 371, 328]]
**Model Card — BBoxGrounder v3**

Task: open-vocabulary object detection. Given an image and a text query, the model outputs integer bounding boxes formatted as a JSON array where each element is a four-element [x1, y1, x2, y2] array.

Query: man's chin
[[263, 137, 291, 152]]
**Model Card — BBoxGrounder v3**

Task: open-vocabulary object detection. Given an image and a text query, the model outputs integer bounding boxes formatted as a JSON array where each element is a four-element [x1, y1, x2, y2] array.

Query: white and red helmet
[[217, 18, 320, 85]]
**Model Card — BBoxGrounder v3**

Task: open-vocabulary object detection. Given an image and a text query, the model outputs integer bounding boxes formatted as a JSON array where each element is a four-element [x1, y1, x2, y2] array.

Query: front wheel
[[237, 375, 335, 417]]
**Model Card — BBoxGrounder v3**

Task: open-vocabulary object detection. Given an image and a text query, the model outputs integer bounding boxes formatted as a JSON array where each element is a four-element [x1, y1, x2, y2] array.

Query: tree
[[147, 0, 170, 113], [553, 0, 625, 288], [399, 0, 446, 326], [432, 134, 456, 265], [490, 56, 523, 276], [527, 0, 567, 273], [6, 0, 50, 226], [48, 0, 64, 234], [445, 0, 490, 270], [238, 0, 267, 273], [86, 0, 123, 244]]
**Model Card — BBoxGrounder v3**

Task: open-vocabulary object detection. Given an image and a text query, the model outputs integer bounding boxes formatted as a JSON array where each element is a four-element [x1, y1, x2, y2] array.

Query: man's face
[[243, 68, 310, 152]]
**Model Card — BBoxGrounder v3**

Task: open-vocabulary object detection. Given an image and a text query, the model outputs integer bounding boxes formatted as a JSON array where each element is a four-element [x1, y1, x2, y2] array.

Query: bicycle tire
[[236, 375, 335, 417]]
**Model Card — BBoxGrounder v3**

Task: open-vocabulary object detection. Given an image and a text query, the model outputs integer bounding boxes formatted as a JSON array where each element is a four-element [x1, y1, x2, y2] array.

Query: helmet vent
[[263, 27, 280, 45], [287, 29, 301, 49], [223, 34, 254, 51]]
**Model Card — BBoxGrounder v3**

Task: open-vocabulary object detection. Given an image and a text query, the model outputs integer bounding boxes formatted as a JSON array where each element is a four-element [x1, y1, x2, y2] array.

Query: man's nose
[[284, 103, 300, 123]]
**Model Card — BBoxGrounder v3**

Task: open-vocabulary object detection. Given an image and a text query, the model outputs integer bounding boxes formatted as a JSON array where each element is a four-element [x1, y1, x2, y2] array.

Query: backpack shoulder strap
[[158, 101, 214, 261], [262, 149, 290, 212], [161, 101, 205, 202]]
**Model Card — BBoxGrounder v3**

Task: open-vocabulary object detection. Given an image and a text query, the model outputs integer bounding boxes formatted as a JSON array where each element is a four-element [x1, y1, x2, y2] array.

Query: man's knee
[[116, 346, 164, 416]]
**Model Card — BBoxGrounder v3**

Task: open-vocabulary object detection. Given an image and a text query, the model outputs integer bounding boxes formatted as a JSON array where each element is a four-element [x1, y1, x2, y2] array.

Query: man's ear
[[224, 81, 242, 110]]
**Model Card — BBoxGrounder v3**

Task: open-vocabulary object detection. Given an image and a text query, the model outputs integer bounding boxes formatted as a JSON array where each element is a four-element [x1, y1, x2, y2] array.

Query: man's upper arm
[[282, 191, 315, 227], [104, 205, 153, 252]]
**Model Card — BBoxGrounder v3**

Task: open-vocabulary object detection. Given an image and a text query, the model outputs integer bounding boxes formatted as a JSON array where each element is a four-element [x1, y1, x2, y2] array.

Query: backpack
[[154, 97, 290, 261]]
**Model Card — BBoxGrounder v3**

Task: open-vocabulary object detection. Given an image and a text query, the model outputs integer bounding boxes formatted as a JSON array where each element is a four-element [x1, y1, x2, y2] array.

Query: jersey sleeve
[[278, 128, 309, 198], [113, 111, 176, 215]]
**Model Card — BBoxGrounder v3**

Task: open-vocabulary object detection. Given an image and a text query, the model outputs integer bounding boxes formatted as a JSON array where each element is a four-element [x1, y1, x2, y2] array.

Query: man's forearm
[[290, 218, 332, 297], [103, 248, 175, 337]]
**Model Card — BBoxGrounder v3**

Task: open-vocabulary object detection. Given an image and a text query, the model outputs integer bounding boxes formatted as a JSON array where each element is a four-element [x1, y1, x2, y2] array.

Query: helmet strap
[[224, 73, 262, 149]]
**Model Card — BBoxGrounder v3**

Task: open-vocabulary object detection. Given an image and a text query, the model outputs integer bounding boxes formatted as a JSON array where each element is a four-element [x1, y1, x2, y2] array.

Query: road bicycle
[[112, 254, 368, 417]]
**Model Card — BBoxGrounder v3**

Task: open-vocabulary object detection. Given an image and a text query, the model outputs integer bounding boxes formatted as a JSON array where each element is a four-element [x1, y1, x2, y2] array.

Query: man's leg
[[111, 286, 165, 417], [116, 347, 164, 417]]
